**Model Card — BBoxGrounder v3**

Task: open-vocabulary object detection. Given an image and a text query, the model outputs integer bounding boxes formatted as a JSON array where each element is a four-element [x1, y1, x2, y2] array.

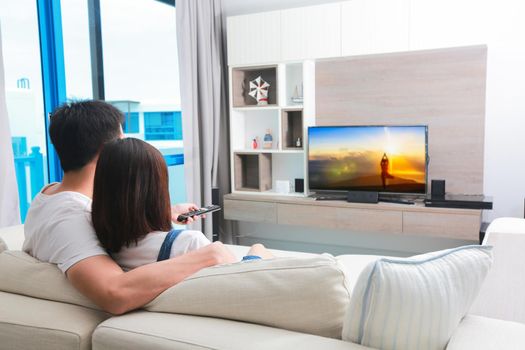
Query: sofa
[[1, 218, 525, 350]]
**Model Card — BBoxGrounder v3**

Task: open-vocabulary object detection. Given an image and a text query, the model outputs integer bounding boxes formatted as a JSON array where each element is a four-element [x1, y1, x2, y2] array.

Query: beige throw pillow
[[146, 255, 351, 339], [0, 250, 100, 310]]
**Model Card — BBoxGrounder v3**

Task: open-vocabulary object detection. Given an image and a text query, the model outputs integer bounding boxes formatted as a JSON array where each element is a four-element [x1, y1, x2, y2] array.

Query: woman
[[92, 138, 271, 271]]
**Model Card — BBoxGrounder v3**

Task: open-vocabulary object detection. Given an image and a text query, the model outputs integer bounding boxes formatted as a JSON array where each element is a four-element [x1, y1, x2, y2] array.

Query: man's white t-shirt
[[23, 187, 108, 273]]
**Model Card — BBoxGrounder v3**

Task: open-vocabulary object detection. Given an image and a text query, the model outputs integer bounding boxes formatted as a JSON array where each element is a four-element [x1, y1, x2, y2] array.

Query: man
[[23, 101, 236, 314]]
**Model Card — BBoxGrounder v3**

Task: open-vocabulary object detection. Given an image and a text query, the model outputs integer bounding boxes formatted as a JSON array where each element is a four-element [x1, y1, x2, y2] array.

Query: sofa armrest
[[470, 218, 525, 323], [447, 315, 525, 350]]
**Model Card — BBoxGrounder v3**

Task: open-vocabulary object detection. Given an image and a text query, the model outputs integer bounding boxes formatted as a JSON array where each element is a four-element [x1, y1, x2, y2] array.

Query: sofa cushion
[[145, 255, 351, 339], [446, 315, 525, 350], [0, 224, 24, 251], [0, 250, 100, 310], [0, 291, 109, 350], [471, 218, 525, 323], [93, 311, 372, 350], [0, 236, 6, 253], [343, 245, 493, 350]]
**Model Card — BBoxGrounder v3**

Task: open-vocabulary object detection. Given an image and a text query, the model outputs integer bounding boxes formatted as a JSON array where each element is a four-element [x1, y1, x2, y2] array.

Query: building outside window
[[144, 111, 182, 141], [123, 112, 140, 134]]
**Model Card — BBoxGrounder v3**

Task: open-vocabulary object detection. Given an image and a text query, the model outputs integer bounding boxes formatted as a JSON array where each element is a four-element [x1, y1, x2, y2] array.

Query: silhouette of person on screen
[[380, 153, 394, 189]]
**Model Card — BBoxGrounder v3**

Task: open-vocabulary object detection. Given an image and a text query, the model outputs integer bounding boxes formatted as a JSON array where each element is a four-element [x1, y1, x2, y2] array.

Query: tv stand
[[224, 193, 482, 241]]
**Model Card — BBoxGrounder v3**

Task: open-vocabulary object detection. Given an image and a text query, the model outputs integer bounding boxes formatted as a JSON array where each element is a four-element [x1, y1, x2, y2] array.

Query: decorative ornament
[[248, 76, 270, 105], [263, 129, 273, 149]]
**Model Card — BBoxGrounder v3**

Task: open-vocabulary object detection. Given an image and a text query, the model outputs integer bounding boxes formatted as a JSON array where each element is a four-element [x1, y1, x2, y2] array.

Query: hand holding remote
[[176, 205, 221, 224], [171, 203, 205, 224]]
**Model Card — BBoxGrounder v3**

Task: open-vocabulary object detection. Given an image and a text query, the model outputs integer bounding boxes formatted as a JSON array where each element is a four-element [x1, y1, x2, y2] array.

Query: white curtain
[[0, 25, 21, 227], [176, 0, 232, 242]]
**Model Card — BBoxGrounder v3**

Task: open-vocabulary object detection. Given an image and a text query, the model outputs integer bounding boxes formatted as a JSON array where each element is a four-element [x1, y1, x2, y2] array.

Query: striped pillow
[[342, 245, 493, 350]]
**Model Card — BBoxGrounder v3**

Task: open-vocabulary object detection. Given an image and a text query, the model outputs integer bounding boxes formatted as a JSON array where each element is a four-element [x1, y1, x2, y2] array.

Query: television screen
[[308, 125, 428, 194]]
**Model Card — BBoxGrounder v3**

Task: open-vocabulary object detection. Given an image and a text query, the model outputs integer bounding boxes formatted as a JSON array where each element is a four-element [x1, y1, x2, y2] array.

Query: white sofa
[[1, 218, 525, 350]]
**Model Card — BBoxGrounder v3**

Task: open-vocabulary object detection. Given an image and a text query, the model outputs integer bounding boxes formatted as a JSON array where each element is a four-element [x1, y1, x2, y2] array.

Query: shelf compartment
[[234, 152, 272, 192], [281, 108, 304, 150], [231, 108, 280, 151], [285, 63, 304, 106], [232, 66, 278, 107]]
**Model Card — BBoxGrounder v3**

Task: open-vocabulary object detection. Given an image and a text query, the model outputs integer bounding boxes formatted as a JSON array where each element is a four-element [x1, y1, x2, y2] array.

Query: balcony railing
[[14, 146, 44, 221]]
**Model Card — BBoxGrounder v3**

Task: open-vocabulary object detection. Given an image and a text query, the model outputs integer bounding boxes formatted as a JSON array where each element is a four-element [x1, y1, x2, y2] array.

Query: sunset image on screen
[[308, 126, 427, 193]]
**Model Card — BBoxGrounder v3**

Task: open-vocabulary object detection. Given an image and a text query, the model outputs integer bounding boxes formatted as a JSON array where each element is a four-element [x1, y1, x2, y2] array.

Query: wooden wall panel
[[316, 46, 487, 194]]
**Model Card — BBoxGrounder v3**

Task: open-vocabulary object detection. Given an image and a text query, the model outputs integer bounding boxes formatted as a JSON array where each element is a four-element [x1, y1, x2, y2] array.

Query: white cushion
[[0, 236, 6, 253], [342, 245, 493, 350], [0, 291, 109, 350], [145, 255, 351, 339], [0, 250, 100, 310], [0, 224, 24, 251], [93, 311, 372, 350], [446, 315, 525, 350], [471, 219, 525, 323], [484, 217, 525, 238]]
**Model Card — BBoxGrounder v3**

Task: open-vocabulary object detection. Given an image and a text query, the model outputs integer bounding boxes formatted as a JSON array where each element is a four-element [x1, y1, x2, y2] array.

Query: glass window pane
[[100, 0, 185, 204], [1, 0, 49, 222], [61, 0, 93, 100]]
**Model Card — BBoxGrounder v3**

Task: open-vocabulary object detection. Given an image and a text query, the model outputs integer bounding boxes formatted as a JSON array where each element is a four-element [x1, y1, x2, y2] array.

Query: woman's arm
[[66, 241, 235, 315]]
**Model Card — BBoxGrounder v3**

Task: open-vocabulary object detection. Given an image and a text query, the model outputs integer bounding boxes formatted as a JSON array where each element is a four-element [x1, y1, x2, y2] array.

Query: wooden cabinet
[[278, 203, 403, 233], [280, 3, 342, 61], [341, 0, 410, 56], [226, 0, 488, 66], [224, 194, 482, 241], [402, 211, 482, 240], [226, 11, 281, 65], [409, 0, 488, 50], [224, 199, 277, 223]]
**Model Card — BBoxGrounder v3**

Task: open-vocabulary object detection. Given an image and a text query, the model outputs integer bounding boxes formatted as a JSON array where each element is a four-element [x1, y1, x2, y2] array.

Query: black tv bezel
[[307, 125, 429, 196]]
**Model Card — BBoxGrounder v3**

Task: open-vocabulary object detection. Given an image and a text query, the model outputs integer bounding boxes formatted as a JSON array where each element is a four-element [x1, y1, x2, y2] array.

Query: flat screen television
[[308, 125, 428, 194]]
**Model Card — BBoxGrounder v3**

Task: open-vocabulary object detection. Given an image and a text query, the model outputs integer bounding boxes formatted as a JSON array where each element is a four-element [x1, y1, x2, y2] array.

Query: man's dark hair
[[49, 100, 123, 172], [92, 138, 172, 253]]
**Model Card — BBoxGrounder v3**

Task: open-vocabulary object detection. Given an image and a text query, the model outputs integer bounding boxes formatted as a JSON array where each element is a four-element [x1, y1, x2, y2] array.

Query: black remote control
[[176, 205, 222, 223]]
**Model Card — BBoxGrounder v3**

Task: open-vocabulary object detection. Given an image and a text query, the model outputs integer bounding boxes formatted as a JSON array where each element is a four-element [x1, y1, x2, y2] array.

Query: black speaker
[[295, 178, 304, 193], [431, 179, 446, 197], [347, 191, 379, 204]]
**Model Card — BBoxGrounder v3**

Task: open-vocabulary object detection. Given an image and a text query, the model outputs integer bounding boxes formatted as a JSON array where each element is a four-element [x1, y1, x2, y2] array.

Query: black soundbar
[[424, 194, 493, 210]]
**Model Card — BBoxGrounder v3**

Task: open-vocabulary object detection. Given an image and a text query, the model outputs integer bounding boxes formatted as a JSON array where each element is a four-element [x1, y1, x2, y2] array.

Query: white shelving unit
[[228, 61, 315, 196]]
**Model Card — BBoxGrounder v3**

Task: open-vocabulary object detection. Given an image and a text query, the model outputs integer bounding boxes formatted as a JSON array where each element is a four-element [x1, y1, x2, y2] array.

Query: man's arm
[[66, 241, 235, 315]]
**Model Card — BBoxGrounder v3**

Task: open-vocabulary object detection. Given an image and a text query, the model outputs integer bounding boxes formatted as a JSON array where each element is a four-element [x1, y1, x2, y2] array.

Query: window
[[1, 0, 185, 220], [100, 0, 185, 204], [61, 0, 93, 100], [1, 0, 48, 221]]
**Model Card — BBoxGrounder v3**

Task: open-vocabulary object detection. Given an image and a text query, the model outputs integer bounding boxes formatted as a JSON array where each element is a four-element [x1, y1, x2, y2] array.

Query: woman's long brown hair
[[92, 138, 172, 253]]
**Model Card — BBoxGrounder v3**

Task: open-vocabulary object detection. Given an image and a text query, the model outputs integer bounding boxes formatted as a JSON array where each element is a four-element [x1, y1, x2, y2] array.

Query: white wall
[[483, 0, 525, 221], [224, 0, 525, 254]]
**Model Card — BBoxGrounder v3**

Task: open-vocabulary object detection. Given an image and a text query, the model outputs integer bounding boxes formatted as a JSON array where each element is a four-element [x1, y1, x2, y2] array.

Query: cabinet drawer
[[223, 199, 277, 223], [403, 211, 481, 240], [277, 204, 402, 233]]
